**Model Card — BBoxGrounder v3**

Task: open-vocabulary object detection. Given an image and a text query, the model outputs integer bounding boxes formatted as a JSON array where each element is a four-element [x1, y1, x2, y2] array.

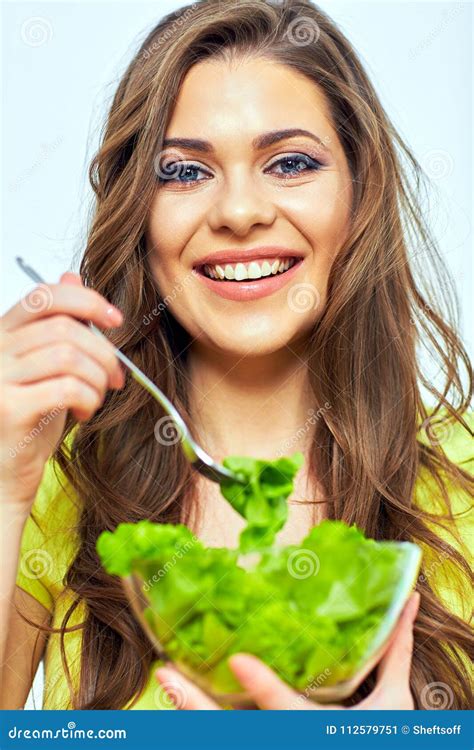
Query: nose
[[207, 169, 277, 236]]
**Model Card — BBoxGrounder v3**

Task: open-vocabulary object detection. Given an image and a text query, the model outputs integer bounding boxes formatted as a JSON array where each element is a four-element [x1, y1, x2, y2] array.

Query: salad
[[97, 452, 409, 695]]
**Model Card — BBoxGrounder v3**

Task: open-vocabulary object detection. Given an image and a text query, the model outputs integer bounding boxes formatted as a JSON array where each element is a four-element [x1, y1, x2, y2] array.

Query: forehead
[[165, 56, 335, 147]]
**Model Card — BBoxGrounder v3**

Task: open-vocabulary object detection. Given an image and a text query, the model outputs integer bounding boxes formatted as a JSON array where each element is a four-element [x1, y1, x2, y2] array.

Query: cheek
[[146, 192, 204, 268], [145, 195, 197, 295], [282, 176, 351, 258]]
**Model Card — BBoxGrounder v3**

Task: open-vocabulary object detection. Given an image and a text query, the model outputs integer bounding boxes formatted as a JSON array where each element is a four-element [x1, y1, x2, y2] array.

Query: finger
[[59, 271, 83, 287], [155, 667, 221, 710], [377, 592, 419, 684], [228, 654, 315, 710], [7, 317, 124, 388], [1, 282, 123, 332], [5, 344, 112, 397], [358, 592, 420, 709], [14, 376, 106, 424]]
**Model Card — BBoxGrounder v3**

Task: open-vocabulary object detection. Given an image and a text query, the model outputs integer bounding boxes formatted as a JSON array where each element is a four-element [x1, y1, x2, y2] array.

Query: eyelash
[[157, 153, 324, 186]]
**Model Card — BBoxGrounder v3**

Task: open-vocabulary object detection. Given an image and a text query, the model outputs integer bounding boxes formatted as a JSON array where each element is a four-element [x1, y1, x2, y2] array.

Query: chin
[[201, 322, 309, 358]]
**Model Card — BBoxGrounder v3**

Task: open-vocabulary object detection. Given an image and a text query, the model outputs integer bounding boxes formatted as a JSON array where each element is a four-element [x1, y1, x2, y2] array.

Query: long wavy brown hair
[[26, 0, 473, 709]]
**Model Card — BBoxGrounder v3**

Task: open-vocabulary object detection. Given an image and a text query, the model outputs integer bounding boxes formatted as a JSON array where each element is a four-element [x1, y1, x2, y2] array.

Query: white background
[[1, 0, 472, 709]]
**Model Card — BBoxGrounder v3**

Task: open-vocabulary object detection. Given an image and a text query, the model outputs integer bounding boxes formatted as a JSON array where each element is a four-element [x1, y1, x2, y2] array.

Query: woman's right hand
[[0, 271, 125, 513]]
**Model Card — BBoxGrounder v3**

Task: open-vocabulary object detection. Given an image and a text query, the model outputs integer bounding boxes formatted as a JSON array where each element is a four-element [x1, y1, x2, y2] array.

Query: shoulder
[[417, 405, 473, 457], [16, 428, 81, 612], [27, 426, 81, 539], [414, 407, 473, 621], [415, 406, 473, 514]]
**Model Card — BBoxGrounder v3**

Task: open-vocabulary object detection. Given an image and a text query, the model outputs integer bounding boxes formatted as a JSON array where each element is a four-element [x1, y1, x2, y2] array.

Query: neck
[[187, 340, 315, 461]]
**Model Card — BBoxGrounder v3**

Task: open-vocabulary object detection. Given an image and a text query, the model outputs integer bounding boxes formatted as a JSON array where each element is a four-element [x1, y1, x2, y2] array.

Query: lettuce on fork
[[220, 451, 305, 551], [97, 452, 406, 695]]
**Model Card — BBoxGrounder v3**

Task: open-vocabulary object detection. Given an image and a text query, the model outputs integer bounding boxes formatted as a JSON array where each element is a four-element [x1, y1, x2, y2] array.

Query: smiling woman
[[1, 0, 472, 713], [146, 58, 351, 319]]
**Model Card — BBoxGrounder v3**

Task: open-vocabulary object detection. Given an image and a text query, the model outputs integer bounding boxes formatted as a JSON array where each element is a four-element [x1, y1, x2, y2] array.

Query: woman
[[1, 0, 472, 711]]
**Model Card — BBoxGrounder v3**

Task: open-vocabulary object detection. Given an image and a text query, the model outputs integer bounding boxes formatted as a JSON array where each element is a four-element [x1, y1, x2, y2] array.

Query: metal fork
[[16, 256, 246, 486]]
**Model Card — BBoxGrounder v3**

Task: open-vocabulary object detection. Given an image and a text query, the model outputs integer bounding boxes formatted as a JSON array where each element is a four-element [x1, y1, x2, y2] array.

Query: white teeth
[[203, 257, 298, 281], [234, 263, 248, 281], [248, 261, 263, 279]]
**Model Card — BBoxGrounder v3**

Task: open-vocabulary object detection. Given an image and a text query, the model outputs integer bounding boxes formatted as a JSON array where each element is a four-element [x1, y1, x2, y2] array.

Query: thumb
[[376, 591, 420, 685], [363, 591, 420, 709], [59, 271, 83, 287]]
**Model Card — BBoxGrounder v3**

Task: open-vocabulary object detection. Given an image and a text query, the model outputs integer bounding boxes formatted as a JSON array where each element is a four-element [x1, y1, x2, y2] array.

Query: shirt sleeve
[[415, 409, 473, 623], [15, 445, 79, 613]]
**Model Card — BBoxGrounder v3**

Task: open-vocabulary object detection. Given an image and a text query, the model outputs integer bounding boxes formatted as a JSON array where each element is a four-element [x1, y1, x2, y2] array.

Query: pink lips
[[195, 246, 305, 267], [196, 258, 304, 301]]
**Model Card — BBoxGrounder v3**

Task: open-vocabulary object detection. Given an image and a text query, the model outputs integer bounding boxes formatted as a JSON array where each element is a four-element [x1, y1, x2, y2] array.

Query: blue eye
[[157, 162, 210, 184], [157, 153, 323, 186], [266, 154, 323, 176]]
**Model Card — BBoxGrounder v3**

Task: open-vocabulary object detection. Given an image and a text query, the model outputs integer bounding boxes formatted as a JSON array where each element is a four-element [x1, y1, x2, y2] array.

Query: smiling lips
[[194, 251, 304, 301], [202, 256, 298, 281]]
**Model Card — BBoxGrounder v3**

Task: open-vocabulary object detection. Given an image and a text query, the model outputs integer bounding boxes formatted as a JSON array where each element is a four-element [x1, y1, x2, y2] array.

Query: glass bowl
[[121, 541, 421, 707]]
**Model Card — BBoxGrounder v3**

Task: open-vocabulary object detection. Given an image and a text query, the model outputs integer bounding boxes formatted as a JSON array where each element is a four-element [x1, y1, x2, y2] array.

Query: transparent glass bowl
[[122, 541, 422, 707]]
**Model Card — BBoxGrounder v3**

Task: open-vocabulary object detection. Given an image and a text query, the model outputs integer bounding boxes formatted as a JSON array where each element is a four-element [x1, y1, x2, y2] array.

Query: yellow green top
[[16, 411, 473, 709]]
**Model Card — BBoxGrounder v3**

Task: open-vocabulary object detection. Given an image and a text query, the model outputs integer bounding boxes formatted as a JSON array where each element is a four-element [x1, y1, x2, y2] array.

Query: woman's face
[[146, 56, 353, 356]]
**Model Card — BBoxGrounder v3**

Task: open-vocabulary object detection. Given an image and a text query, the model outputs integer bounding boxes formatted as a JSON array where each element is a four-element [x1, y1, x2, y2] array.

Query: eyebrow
[[162, 128, 332, 155]]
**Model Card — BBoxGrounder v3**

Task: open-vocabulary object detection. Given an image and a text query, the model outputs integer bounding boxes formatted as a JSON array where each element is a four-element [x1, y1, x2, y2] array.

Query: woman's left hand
[[155, 592, 420, 710]]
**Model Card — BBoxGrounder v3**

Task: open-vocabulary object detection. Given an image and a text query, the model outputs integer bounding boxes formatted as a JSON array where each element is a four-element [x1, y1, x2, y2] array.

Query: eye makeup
[[157, 150, 325, 186]]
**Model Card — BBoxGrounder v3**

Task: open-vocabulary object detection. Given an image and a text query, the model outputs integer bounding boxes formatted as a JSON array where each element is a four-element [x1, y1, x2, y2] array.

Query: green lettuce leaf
[[97, 515, 405, 695], [220, 452, 304, 552]]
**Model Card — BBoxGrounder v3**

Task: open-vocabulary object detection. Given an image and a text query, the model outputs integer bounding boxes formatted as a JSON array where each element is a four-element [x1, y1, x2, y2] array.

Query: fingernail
[[156, 667, 174, 682], [112, 368, 124, 389], [228, 653, 256, 675], [105, 306, 123, 325]]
